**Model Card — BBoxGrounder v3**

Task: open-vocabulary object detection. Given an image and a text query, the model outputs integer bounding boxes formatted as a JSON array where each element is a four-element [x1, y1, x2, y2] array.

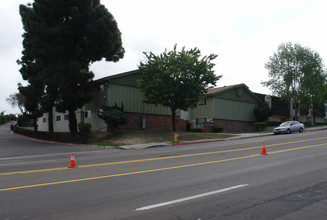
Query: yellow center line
[[1, 136, 327, 176], [0, 154, 259, 192], [1, 141, 327, 192], [269, 142, 327, 154]]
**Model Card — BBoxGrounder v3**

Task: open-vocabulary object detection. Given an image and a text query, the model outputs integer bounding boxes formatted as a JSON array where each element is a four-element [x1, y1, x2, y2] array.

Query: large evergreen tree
[[18, 0, 124, 133], [18, 82, 44, 131]]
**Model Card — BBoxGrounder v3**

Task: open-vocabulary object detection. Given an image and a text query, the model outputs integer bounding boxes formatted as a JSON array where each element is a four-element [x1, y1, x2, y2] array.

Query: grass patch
[[177, 132, 236, 142], [95, 142, 122, 147]]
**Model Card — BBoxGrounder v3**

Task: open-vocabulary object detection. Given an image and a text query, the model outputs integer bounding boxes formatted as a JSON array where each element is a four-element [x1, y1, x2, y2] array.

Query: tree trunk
[[68, 109, 78, 133], [48, 107, 53, 133], [171, 108, 176, 132], [294, 96, 299, 121], [33, 118, 38, 131]]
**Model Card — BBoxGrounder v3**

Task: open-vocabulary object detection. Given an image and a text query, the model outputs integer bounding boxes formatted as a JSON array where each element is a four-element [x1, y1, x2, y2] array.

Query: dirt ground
[[90, 131, 174, 145]]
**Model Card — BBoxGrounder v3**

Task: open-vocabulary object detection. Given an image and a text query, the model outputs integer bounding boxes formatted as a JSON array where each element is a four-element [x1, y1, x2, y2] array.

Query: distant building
[[254, 93, 326, 123], [37, 70, 325, 133], [253, 93, 290, 122]]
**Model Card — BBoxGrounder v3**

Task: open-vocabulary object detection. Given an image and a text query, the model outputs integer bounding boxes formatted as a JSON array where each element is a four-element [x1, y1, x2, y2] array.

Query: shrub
[[78, 122, 92, 143], [266, 121, 282, 127], [190, 128, 203, 132], [304, 122, 313, 127], [314, 122, 327, 126], [17, 114, 31, 127], [186, 121, 192, 132], [99, 104, 127, 132], [254, 122, 266, 131], [78, 122, 92, 133], [211, 124, 224, 133]]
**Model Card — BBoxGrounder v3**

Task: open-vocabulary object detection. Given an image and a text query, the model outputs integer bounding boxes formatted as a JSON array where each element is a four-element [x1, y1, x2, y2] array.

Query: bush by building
[[211, 124, 224, 133], [254, 122, 266, 131]]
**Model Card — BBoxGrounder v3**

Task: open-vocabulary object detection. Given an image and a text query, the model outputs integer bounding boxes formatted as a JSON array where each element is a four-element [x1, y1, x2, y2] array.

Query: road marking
[[135, 184, 249, 211], [1, 141, 326, 192], [0, 155, 258, 192], [1, 136, 327, 176], [0, 160, 58, 166]]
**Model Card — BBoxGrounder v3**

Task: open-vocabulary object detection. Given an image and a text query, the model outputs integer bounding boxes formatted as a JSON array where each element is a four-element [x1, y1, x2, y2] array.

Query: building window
[[198, 98, 207, 107], [96, 109, 100, 117], [264, 96, 271, 108], [97, 84, 104, 92], [84, 111, 91, 119], [196, 117, 206, 125], [43, 118, 46, 123], [293, 102, 299, 110], [56, 116, 61, 121], [64, 115, 69, 120]]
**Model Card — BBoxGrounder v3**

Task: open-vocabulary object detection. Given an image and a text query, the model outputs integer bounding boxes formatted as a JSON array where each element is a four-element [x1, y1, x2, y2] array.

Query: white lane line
[[0, 160, 58, 166], [136, 184, 249, 211]]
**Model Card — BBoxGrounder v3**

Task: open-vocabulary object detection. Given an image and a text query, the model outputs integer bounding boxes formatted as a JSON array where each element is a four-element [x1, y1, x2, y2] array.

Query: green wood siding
[[191, 98, 214, 119], [215, 87, 258, 103], [110, 72, 140, 87], [85, 83, 172, 115], [213, 98, 256, 121]]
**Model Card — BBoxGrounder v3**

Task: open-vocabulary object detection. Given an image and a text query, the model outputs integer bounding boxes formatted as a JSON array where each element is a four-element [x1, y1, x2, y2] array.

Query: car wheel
[[299, 128, 303, 133], [286, 129, 291, 134]]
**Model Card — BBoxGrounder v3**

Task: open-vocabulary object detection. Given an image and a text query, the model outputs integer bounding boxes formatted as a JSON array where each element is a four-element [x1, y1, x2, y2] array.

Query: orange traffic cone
[[68, 153, 78, 168], [261, 142, 268, 155]]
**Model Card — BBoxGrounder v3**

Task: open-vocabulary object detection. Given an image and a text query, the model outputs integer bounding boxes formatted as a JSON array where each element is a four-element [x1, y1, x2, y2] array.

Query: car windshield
[[279, 122, 291, 127]]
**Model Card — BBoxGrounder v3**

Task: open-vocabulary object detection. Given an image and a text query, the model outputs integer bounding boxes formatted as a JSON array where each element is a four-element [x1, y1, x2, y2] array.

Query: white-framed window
[[84, 110, 91, 119], [64, 115, 69, 120], [264, 96, 271, 107], [97, 84, 104, 92], [96, 109, 103, 117], [198, 98, 207, 107], [43, 118, 46, 123], [196, 117, 206, 125], [56, 116, 61, 121]]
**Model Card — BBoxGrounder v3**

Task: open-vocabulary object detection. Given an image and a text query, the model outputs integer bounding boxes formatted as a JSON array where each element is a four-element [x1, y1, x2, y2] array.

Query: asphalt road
[[1, 123, 327, 219]]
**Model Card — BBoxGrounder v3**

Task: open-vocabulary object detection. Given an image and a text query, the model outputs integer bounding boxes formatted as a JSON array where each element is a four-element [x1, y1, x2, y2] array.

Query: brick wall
[[204, 119, 255, 133], [122, 112, 187, 131]]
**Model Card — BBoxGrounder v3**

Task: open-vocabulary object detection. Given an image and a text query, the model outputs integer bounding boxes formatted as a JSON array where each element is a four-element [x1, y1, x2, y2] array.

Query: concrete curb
[[128, 126, 327, 149], [13, 133, 99, 147], [12, 126, 327, 149], [119, 143, 171, 150]]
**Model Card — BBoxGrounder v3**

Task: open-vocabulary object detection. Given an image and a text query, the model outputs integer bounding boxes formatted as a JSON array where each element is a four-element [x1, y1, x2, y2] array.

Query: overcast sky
[[1, 0, 327, 114]]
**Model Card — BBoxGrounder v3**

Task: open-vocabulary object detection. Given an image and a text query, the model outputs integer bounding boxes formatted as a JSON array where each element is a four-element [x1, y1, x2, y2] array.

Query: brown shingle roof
[[207, 84, 245, 95]]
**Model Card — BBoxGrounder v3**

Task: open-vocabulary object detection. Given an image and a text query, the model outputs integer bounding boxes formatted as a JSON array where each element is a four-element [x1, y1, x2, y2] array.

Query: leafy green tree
[[297, 49, 326, 122], [138, 45, 221, 131], [253, 103, 273, 122], [99, 104, 127, 132], [262, 42, 326, 121], [6, 93, 25, 114], [18, 82, 44, 131], [18, 0, 124, 133]]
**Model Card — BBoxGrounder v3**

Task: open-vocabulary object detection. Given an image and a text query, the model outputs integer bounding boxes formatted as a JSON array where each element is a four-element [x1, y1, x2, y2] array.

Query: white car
[[273, 121, 304, 134]]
